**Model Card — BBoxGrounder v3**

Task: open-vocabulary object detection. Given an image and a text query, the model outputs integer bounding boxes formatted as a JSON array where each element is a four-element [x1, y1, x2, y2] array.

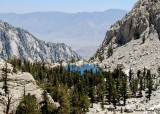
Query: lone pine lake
[[65, 64, 99, 75]]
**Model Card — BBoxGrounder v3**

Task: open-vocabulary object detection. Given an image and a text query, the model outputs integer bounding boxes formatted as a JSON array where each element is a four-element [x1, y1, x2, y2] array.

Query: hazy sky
[[1, 0, 138, 13]]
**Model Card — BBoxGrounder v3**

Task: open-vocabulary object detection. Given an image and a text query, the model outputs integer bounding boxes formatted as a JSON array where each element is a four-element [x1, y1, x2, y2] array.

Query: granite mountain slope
[[0, 60, 59, 114], [91, 0, 160, 72], [0, 20, 82, 62], [0, 10, 127, 59]]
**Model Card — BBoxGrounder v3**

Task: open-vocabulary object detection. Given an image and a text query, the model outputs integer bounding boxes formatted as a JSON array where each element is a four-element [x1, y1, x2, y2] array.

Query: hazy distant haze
[[0, 9, 127, 59], [0, 0, 137, 13]]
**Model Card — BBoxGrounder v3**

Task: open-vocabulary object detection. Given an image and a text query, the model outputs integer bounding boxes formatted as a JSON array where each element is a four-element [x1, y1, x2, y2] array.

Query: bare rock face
[[91, 0, 160, 72], [0, 60, 59, 114], [0, 20, 82, 62]]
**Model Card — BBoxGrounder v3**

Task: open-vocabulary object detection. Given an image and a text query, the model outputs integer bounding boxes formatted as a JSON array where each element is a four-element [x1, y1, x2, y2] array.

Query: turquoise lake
[[65, 64, 99, 75]]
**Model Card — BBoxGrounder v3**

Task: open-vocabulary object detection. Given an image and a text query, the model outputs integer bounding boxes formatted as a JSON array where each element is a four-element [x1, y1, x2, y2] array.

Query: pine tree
[[58, 86, 70, 114], [143, 67, 146, 89], [2, 61, 8, 95], [89, 86, 96, 108], [5, 94, 15, 114], [40, 90, 49, 114], [137, 70, 143, 96], [107, 45, 113, 57], [16, 93, 40, 114], [79, 94, 90, 113], [129, 68, 133, 83], [122, 74, 127, 105], [146, 70, 150, 90], [131, 78, 138, 96], [97, 78, 105, 103], [106, 71, 112, 104], [142, 36, 145, 44], [40, 89, 57, 114], [70, 90, 80, 114], [146, 70, 152, 100], [111, 84, 117, 109]]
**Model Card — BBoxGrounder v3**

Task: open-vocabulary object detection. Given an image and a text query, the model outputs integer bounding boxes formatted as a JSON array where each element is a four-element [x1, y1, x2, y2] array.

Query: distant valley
[[76, 46, 98, 60], [1, 0, 160, 114], [0, 9, 127, 59]]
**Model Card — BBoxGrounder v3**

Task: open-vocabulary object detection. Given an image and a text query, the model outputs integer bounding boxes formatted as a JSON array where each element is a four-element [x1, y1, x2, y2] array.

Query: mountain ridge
[[0, 9, 127, 15], [0, 9, 127, 59], [91, 0, 160, 72], [0, 20, 82, 62]]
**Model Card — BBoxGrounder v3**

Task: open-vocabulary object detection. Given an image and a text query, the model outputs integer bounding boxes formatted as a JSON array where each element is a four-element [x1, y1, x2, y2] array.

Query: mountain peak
[[91, 0, 160, 72], [132, 0, 160, 10], [115, 0, 160, 46], [131, 0, 160, 18]]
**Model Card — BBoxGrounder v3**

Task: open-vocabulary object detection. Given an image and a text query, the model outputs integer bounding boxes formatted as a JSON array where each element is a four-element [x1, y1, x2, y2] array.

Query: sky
[[0, 0, 138, 13]]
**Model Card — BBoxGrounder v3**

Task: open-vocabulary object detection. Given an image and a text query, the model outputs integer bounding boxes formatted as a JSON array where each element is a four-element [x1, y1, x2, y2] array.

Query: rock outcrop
[[0, 20, 82, 62], [91, 0, 160, 73], [0, 59, 59, 114]]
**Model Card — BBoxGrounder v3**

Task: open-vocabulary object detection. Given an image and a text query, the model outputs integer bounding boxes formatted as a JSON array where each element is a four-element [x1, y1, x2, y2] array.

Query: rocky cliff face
[[0, 20, 82, 62], [0, 59, 59, 114], [92, 0, 160, 72]]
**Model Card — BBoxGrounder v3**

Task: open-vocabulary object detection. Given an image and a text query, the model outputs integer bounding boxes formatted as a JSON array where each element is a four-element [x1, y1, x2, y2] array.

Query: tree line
[[1, 57, 158, 114]]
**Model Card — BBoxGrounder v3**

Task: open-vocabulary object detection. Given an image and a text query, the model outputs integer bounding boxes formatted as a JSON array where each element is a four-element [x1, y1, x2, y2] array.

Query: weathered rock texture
[[0, 20, 82, 62], [0, 59, 59, 114], [91, 0, 160, 73]]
